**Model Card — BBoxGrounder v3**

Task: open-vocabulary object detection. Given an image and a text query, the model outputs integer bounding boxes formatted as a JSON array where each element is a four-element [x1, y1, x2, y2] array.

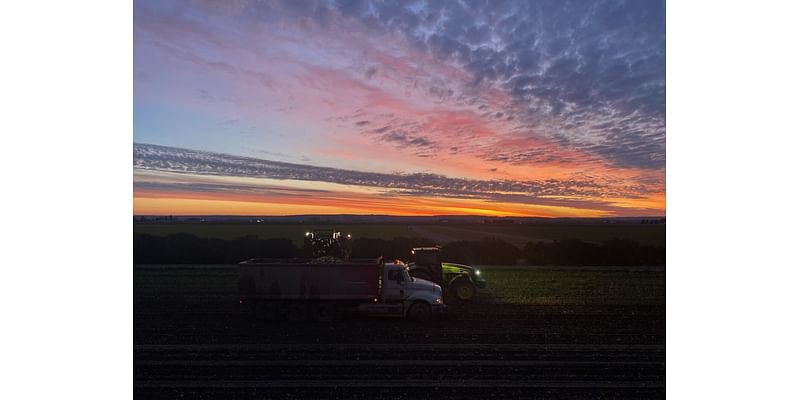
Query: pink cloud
[[134, 2, 664, 210]]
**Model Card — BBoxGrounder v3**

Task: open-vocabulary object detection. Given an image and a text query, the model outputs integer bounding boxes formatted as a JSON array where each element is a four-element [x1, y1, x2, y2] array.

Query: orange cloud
[[133, 186, 613, 218]]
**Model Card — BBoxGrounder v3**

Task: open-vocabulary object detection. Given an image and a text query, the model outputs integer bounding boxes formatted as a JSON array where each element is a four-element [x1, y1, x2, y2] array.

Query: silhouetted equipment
[[407, 247, 487, 302], [238, 257, 446, 322], [302, 229, 353, 259]]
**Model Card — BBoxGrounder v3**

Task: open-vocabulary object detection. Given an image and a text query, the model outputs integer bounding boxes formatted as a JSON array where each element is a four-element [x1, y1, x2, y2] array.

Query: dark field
[[134, 223, 417, 244], [134, 266, 665, 399], [134, 222, 666, 246]]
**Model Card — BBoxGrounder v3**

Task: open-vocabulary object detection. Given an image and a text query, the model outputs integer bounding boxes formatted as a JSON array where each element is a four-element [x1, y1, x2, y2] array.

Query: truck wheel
[[450, 277, 477, 302], [286, 303, 308, 322], [313, 303, 336, 323], [254, 301, 279, 321], [407, 301, 431, 322]]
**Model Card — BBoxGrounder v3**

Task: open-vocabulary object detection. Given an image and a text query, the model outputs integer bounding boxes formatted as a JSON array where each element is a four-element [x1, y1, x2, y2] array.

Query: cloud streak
[[134, 143, 662, 215]]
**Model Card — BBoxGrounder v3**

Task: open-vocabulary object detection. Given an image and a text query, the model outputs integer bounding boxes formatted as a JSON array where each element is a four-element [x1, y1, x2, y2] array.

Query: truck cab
[[407, 247, 487, 302], [359, 262, 447, 321]]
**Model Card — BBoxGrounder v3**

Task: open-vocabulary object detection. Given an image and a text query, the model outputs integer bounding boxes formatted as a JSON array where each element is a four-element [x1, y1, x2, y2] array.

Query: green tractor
[[406, 247, 487, 302]]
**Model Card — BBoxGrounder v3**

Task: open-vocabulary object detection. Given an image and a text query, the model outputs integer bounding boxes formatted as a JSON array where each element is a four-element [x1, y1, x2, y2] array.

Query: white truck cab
[[358, 263, 446, 321]]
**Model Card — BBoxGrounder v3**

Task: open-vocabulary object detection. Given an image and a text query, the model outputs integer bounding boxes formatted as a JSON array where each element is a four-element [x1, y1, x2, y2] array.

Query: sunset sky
[[133, 0, 665, 217]]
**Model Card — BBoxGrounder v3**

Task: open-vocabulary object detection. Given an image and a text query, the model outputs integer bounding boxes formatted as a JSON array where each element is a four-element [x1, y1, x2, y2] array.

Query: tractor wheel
[[450, 277, 477, 302], [285, 302, 308, 322], [407, 301, 432, 322], [313, 303, 337, 323]]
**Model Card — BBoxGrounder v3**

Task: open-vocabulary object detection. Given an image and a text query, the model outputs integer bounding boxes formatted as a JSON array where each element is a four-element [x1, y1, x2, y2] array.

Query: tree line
[[134, 234, 665, 266], [134, 234, 296, 264]]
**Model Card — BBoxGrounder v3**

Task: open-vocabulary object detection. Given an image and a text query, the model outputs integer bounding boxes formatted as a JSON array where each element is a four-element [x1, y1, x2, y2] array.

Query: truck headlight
[[434, 298, 443, 304]]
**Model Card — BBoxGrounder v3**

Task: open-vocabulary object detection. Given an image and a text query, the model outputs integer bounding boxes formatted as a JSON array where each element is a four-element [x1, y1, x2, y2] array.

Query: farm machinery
[[407, 247, 487, 302], [299, 231, 486, 302], [302, 228, 353, 259], [239, 229, 447, 322]]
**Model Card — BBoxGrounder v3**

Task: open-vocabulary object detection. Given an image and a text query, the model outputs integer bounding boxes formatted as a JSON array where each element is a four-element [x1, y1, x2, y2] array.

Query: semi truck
[[407, 247, 487, 302], [238, 257, 446, 322]]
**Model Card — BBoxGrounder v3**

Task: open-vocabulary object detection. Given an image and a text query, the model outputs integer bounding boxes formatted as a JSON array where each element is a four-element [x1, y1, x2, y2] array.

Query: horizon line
[[133, 214, 666, 219]]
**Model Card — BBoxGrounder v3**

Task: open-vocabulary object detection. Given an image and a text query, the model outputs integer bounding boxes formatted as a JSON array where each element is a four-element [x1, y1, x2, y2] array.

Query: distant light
[[476, 270, 481, 275], [305, 232, 310, 236], [347, 234, 352, 238]]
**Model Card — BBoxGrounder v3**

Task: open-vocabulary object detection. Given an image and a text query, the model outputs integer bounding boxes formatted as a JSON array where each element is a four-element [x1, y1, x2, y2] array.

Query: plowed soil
[[134, 266, 665, 399]]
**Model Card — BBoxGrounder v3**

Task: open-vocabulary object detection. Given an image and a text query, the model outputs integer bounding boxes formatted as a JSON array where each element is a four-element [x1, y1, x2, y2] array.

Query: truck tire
[[407, 301, 431, 322], [286, 302, 308, 322], [254, 301, 279, 321], [313, 303, 336, 323], [450, 277, 477, 302]]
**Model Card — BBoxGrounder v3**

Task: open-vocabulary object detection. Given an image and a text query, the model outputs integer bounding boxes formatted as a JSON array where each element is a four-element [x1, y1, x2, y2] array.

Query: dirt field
[[134, 266, 665, 399]]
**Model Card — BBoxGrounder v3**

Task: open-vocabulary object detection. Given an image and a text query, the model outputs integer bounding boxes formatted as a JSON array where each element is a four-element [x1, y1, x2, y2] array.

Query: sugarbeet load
[[238, 258, 447, 322]]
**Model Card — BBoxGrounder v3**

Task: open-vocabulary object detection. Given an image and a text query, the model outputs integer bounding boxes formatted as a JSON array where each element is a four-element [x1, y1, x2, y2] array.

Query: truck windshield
[[388, 269, 402, 282], [403, 269, 413, 282]]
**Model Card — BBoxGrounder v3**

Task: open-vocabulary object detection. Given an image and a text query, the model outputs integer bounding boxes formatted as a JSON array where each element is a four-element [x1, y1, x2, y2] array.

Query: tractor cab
[[407, 247, 487, 302], [408, 247, 444, 286]]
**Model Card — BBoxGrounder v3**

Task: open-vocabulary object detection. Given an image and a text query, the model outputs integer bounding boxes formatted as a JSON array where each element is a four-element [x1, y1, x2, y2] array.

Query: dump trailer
[[407, 247, 488, 302], [238, 258, 446, 322]]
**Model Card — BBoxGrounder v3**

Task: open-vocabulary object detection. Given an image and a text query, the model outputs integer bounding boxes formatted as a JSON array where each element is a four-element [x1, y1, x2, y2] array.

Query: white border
[[670, 1, 800, 398], [1, 1, 132, 399]]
